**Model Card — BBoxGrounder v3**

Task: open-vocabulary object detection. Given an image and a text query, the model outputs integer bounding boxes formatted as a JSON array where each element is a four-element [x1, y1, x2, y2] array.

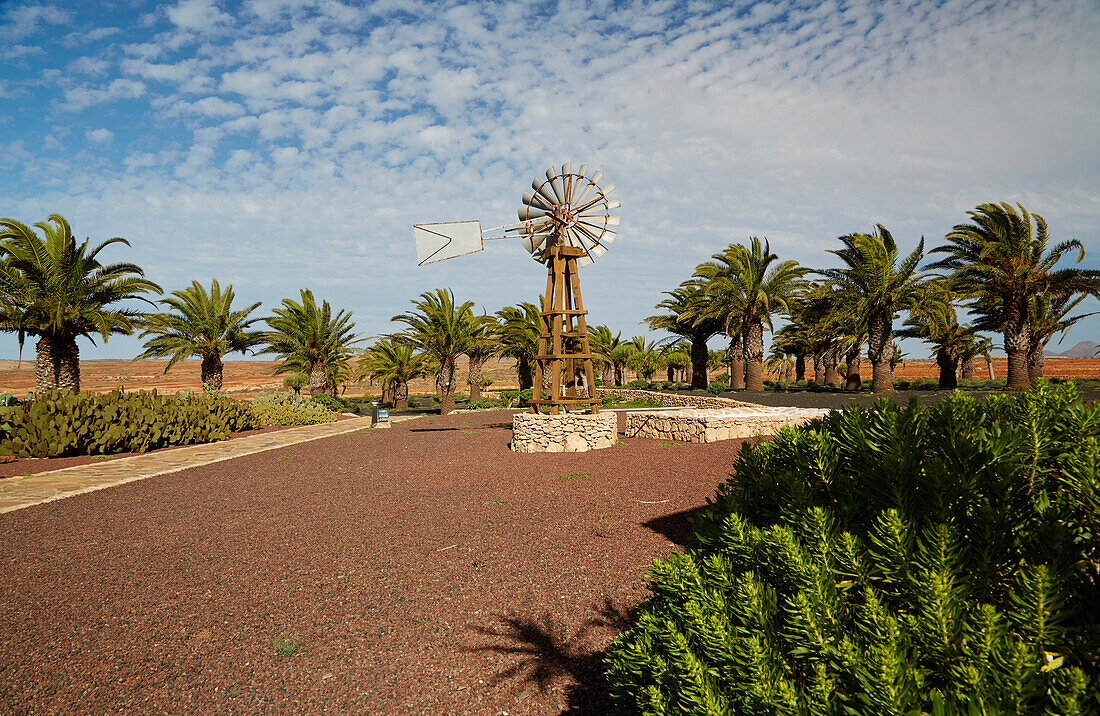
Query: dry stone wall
[[511, 412, 617, 453], [625, 407, 830, 443], [597, 388, 757, 410]]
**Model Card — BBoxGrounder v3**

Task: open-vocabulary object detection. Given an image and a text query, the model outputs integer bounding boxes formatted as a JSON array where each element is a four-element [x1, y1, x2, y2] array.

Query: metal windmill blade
[[516, 163, 620, 267]]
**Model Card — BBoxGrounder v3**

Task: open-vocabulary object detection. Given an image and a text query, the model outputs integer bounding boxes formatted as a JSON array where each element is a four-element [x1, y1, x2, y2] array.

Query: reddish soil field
[[0, 410, 744, 714], [2, 356, 1099, 401]]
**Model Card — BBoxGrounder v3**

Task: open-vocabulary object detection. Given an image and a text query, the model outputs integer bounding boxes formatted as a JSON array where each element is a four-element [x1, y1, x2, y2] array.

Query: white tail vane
[[413, 220, 484, 266]]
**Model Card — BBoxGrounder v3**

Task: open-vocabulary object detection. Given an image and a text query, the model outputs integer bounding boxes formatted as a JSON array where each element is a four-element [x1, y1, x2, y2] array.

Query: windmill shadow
[[467, 598, 639, 714]]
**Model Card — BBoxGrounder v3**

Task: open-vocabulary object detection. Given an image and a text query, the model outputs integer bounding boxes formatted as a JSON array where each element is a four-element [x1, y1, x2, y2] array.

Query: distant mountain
[[1044, 340, 1098, 358]]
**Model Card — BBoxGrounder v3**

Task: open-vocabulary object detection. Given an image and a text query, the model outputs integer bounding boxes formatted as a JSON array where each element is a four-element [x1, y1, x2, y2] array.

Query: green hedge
[[605, 381, 1100, 714], [0, 389, 258, 458], [249, 392, 339, 426]]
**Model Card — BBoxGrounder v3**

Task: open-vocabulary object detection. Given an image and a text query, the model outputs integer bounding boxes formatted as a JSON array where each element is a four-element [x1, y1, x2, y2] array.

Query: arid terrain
[[2, 356, 1099, 398]]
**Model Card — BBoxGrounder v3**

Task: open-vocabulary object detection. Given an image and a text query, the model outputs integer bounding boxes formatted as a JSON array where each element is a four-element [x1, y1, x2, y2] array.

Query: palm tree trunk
[[812, 348, 824, 384], [382, 382, 394, 406], [844, 344, 862, 391], [57, 337, 80, 393], [937, 347, 959, 389], [690, 338, 708, 390], [614, 364, 624, 387], [795, 353, 806, 382], [439, 360, 457, 414], [1027, 345, 1044, 383], [394, 381, 408, 410], [308, 362, 326, 397], [960, 356, 975, 381], [867, 309, 894, 394], [824, 345, 842, 387], [1003, 297, 1030, 391], [517, 356, 533, 390], [729, 334, 744, 390], [35, 335, 65, 393], [468, 358, 483, 401], [743, 322, 764, 391], [201, 354, 224, 391]]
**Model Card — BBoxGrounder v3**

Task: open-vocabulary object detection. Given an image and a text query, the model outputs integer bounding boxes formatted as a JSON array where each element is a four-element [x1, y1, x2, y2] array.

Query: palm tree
[[770, 323, 812, 382], [359, 339, 428, 409], [589, 325, 634, 386], [695, 238, 808, 391], [464, 315, 499, 401], [897, 282, 975, 389], [644, 281, 723, 389], [496, 302, 541, 390], [283, 373, 308, 397], [136, 279, 264, 391], [262, 289, 358, 397], [662, 342, 690, 382], [392, 288, 475, 415], [929, 202, 1100, 390], [958, 334, 993, 381], [0, 214, 161, 393], [821, 225, 925, 394], [627, 336, 660, 382], [1026, 292, 1096, 382]]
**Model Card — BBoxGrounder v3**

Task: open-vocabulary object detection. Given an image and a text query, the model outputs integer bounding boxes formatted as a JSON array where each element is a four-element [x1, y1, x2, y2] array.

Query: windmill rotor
[[514, 163, 620, 267]]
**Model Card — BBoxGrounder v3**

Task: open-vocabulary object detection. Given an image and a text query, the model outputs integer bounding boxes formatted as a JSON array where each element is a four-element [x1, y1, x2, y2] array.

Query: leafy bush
[[706, 380, 729, 395], [714, 372, 730, 383], [0, 389, 258, 458], [606, 381, 1100, 714], [627, 379, 652, 390], [500, 388, 535, 407], [249, 392, 339, 427], [310, 393, 346, 412], [467, 398, 499, 409]]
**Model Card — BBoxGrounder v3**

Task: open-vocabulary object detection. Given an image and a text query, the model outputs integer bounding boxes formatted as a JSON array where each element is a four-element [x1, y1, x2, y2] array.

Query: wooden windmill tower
[[413, 162, 621, 415]]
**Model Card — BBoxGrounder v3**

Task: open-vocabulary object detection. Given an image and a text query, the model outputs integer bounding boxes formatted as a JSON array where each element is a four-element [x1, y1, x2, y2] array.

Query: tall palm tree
[[359, 339, 428, 409], [262, 289, 358, 397], [821, 225, 925, 394], [644, 280, 723, 389], [392, 288, 475, 415], [136, 279, 264, 390], [695, 237, 808, 391], [496, 301, 540, 390], [0, 214, 161, 393], [929, 202, 1100, 390]]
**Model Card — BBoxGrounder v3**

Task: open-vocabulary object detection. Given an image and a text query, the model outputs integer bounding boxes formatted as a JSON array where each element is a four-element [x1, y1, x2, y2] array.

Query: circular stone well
[[511, 412, 617, 453]]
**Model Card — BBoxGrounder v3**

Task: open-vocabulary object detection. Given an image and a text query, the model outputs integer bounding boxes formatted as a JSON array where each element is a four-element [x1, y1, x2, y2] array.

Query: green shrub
[[714, 372, 730, 383], [310, 393, 346, 412], [0, 389, 258, 458], [627, 379, 651, 389], [249, 392, 339, 427], [706, 381, 729, 395], [606, 381, 1100, 714], [467, 398, 498, 409]]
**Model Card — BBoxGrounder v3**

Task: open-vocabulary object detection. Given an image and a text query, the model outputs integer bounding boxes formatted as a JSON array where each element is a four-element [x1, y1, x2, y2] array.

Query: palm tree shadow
[[643, 505, 709, 547], [468, 598, 639, 714]]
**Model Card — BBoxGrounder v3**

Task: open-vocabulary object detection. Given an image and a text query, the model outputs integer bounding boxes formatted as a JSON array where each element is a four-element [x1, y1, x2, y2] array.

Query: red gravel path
[[0, 410, 745, 715]]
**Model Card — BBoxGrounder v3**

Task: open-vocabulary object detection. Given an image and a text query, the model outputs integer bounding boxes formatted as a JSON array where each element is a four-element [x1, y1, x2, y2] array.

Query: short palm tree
[[0, 214, 161, 393], [359, 339, 428, 409], [897, 282, 973, 389], [136, 279, 264, 390], [589, 325, 633, 386], [929, 202, 1100, 390], [627, 337, 660, 382], [821, 225, 925, 394], [644, 281, 723, 389], [392, 288, 475, 415], [465, 314, 499, 401], [496, 302, 541, 390], [262, 289, 358, 397], [695, 238, 808, 391], [1026, 292, 1095, 382]]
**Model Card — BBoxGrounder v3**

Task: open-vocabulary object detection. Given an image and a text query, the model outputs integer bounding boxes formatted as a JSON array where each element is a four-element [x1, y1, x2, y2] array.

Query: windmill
[[413, 162, 620, 415]]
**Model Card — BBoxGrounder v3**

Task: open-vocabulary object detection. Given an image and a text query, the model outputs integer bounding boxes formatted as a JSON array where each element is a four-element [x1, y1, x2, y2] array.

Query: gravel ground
[[0, 409, 745, 715]]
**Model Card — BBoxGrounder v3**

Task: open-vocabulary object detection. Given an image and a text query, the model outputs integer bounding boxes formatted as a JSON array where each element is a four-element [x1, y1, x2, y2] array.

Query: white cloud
[[58, 78, 145, 111], [166, 0, 232, 32], [2, 3, 69, 39], [85, 128, 113, 144]]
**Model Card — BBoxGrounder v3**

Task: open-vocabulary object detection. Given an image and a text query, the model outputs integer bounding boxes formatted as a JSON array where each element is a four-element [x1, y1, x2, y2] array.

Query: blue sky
[[3, 0, 1100, 360]]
